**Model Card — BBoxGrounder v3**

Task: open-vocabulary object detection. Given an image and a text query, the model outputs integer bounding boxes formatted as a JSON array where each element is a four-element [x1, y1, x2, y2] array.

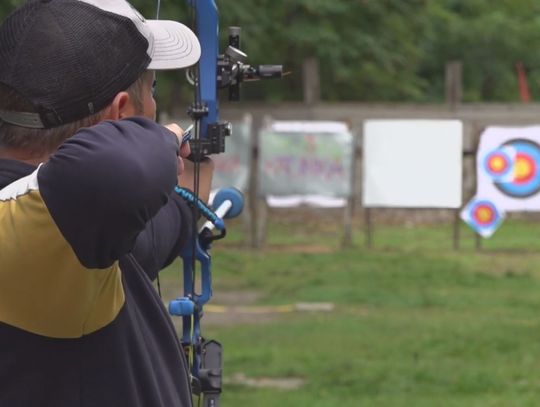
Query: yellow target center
[[477, 207, 492, 223], [490, 156, 506, 172], [514, 157, 533, 180]]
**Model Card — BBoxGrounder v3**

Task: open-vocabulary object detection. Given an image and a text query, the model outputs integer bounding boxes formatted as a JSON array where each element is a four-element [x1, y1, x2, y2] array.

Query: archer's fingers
[[179, 141, 191, 158], [164, 123, 191, 157]]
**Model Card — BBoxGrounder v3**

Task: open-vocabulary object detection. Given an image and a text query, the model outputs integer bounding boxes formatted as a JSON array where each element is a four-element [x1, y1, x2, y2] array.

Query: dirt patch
[[203, 299, 334, 327], [202, 310, 279, 327], [211, 290, 263, 305], [202, 290, 279, 327], [224, 373, 305, 390], [168, 290, 280, 328], [261, 244, 335, 254], [168, 290, 335, 328]]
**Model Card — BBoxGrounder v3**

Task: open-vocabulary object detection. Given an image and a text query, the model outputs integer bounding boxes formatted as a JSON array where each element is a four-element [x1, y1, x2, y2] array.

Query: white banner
[[363, 120, 463, 208]]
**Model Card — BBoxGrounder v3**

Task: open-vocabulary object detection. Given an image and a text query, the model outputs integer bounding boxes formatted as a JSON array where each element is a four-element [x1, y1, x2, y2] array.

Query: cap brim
[[146, 20, 201, 70]]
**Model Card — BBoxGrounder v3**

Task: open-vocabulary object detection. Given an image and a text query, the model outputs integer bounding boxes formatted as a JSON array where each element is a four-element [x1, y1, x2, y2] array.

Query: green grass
[[160, 218, 540, 406]]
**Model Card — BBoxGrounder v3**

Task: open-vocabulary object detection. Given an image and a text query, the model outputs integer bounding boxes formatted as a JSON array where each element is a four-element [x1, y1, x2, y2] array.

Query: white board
[[363, 120, 463, 208]]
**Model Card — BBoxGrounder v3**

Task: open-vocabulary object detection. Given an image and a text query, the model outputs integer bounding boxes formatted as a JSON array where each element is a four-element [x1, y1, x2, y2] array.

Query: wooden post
[[342, 201, 353, 248], [445, 61, 462, 110], [342, 127, 360, 248], [256, 199, 268, 248], [248, 114, 265, 249], [472, 123, 483, 252], [365, 208, 373, 249], [302, 57, 321, 105], [250, 115, 274, 249], [475, 233, 482, 251], [239, 114, 253, 247], [453, 209, 460, 250]]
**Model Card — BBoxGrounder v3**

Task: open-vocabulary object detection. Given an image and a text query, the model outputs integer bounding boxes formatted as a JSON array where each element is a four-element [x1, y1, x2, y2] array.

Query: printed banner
[[258, 121, 353, 202], [461, 126, 540, 237]]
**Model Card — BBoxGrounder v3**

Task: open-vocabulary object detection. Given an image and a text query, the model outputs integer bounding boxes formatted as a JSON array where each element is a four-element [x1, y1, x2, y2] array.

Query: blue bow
[[167, 2, 283, 404]]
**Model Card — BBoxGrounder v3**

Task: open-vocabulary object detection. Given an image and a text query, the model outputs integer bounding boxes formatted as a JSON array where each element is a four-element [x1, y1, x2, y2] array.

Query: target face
[[483, 139, 540, 198], [470, 200, 500, 226], [483, 149, 512, 181], [461, 199, 504, 238]]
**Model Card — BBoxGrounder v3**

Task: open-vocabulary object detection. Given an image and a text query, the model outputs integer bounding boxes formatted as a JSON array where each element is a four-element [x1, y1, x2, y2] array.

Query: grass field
[[161, 214, 540, 406]]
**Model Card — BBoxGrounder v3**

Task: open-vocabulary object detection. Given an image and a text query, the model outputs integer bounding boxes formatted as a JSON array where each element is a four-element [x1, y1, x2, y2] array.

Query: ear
[[103, 92, 136, 120]]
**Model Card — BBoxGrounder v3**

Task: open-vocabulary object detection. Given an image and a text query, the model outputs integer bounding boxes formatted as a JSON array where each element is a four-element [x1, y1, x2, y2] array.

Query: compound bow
[[167, 1, 283, 406]]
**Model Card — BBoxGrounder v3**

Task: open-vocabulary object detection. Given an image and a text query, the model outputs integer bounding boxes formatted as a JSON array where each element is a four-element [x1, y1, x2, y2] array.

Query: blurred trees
[[3, 0, 540, 104], [216, 0, 540, 103], [421, 0, 540, 102]]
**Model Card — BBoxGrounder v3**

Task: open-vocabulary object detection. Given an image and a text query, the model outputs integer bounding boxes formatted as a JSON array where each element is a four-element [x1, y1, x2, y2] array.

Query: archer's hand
[[163, 123, 192, 177], [163, 123, 214, 203]]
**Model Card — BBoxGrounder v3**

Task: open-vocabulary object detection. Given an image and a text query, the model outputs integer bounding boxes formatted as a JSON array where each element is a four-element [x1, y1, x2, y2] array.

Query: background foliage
[[3, 0, 540, 104]]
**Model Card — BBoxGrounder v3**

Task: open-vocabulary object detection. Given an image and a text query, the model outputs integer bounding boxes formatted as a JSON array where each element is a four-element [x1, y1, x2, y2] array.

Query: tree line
[[3, 0, 540, 107]]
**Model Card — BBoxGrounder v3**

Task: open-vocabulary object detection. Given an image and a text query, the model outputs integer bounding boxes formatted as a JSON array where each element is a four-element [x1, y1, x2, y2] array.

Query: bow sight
[[220, 27, 284, 101]]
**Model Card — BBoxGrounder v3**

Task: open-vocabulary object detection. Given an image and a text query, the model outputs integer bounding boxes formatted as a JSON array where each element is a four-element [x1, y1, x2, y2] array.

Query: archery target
[[484, 139, 540, 198], [460, 199, 504, 238], [483, 147, 513, 182], [463, 127, 540, 238]]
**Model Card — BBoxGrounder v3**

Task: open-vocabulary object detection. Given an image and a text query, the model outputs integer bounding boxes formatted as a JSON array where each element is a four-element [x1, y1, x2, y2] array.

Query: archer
[[0, 0, 212, 405]]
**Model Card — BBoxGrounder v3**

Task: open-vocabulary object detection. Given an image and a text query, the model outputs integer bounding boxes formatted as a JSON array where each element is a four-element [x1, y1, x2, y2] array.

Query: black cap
[[0, 0, 200, 128]]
